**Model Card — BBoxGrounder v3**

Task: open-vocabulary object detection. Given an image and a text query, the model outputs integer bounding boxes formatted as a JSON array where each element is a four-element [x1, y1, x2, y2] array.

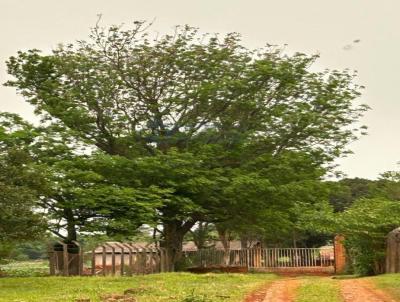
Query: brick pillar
[[334, 235, 346, 274]]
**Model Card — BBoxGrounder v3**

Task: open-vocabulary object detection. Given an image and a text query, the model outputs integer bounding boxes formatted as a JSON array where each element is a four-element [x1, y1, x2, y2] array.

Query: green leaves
[[0, 113, 46, 244], [337, 198, 400, 237], [6, 24, 367, 162], [325, 172, 400, 275], [335, 198, 400, 275], [3, 22, 368, 250]]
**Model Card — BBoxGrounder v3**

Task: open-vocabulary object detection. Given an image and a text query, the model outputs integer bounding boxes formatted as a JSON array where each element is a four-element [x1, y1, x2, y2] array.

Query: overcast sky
[[0, 0, 399, 179]]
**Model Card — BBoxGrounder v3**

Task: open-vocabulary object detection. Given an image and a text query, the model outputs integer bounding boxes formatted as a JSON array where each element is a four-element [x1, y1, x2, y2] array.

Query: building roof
[[92, 240, 255, 253], [93, 242, 157, 253], [92, 241, 333, 254]]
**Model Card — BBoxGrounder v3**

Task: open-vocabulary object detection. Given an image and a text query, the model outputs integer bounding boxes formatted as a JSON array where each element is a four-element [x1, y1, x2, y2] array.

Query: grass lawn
[[0, 272, 277, 302], [368, 274, 400, 300], [295, 277, 342, 302]]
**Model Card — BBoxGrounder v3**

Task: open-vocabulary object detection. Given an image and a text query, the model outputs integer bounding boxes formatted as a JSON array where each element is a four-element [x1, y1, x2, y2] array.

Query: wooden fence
[[48, 241, 83, 276], [49, 242, 170, 276], [182, 247, 335, 269], [49, 243, 335, 276], [89, 244, 169, 276]]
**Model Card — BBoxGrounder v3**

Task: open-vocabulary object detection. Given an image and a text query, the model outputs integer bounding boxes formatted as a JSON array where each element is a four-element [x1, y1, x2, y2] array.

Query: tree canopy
[[4, 22, 368, 267], [0, 113, 45, 244]]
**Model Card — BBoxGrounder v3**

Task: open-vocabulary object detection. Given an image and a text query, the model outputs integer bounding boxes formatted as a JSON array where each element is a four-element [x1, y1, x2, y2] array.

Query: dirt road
[[340, 279, 396, 302], [244, 278, 300, 302], [262, 278, 300, 302], [244, 277, 397, 302]]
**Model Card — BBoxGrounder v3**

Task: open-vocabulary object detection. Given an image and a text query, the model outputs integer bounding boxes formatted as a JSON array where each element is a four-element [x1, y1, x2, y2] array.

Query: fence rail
[[182, 247, 334, 269], [49, 243, 335, 276], [89, 246, 169, 276], [49, 243, 170, 276]]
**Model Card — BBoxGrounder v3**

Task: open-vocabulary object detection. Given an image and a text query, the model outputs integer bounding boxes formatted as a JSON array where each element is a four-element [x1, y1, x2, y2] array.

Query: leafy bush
[[344, 237, 385, 276], [175, 253, 199, 271], [336, 198, 400, 275]]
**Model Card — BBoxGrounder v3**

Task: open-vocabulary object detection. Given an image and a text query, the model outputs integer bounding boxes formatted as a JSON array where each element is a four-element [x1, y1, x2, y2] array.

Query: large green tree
[[5, 23, 367, 267]]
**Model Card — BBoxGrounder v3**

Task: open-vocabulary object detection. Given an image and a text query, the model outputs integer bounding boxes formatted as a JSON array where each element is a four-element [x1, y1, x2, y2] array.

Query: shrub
[[344, 237, 385, 275], [337, 198, 400, 275]]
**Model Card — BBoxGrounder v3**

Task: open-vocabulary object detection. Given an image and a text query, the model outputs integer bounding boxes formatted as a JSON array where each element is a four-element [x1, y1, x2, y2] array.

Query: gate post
[[91, 247, 96, 276], [386, 227, 400, 273], [59, 242, 69, 276], [334, 235, 346, 274], [72, 241, 83, 276], [122, 243, 134, 276]]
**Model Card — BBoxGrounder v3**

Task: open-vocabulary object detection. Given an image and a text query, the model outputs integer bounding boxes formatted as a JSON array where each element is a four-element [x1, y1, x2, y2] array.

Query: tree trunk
[[216, 225, 230, 266], [64, 208, 77, 243], [161, 220, 196, 271], [240, 235, 249, 249], [292, 231, 298, 248]]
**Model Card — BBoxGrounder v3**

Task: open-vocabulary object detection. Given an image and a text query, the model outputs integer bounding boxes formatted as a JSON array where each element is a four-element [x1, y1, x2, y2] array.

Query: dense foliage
[[338, 198, 400, 275], [3, 22, 367, 268], [330, 172, 400, 275], [0, 113, 45, 246]]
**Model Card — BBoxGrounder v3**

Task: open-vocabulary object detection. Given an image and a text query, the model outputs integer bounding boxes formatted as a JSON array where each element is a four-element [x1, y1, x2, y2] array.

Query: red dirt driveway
[[244, 277, 398, 302], [244, 278, 300, 302], [340, 279, 397, 302]]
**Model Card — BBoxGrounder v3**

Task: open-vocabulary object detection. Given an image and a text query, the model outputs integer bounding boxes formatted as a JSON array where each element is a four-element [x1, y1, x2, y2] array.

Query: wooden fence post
[[150, 248, 155, 273], [48, 244, 55, 276], [72, 241, 83, 276], [123, 243, 134, 276], [60, 241, 69, 276], [155, 248, 161, 273], [162, 248, 169, 272], [115, 243, 125, 276], [109, 244, 116, 276], [91, 248, 96, 276], [143, 248, 148, 274], [102, 245, 107, 276], [130, 245, 140, 275], [159, 248, 164, 273]]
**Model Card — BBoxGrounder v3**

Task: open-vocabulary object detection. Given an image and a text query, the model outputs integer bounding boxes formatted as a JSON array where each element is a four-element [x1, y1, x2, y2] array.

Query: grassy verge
[[368, 274, 400, 300], [0, 260, 49, 277], [0, 272, 277, 302], [294, 277, 341, 302]]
